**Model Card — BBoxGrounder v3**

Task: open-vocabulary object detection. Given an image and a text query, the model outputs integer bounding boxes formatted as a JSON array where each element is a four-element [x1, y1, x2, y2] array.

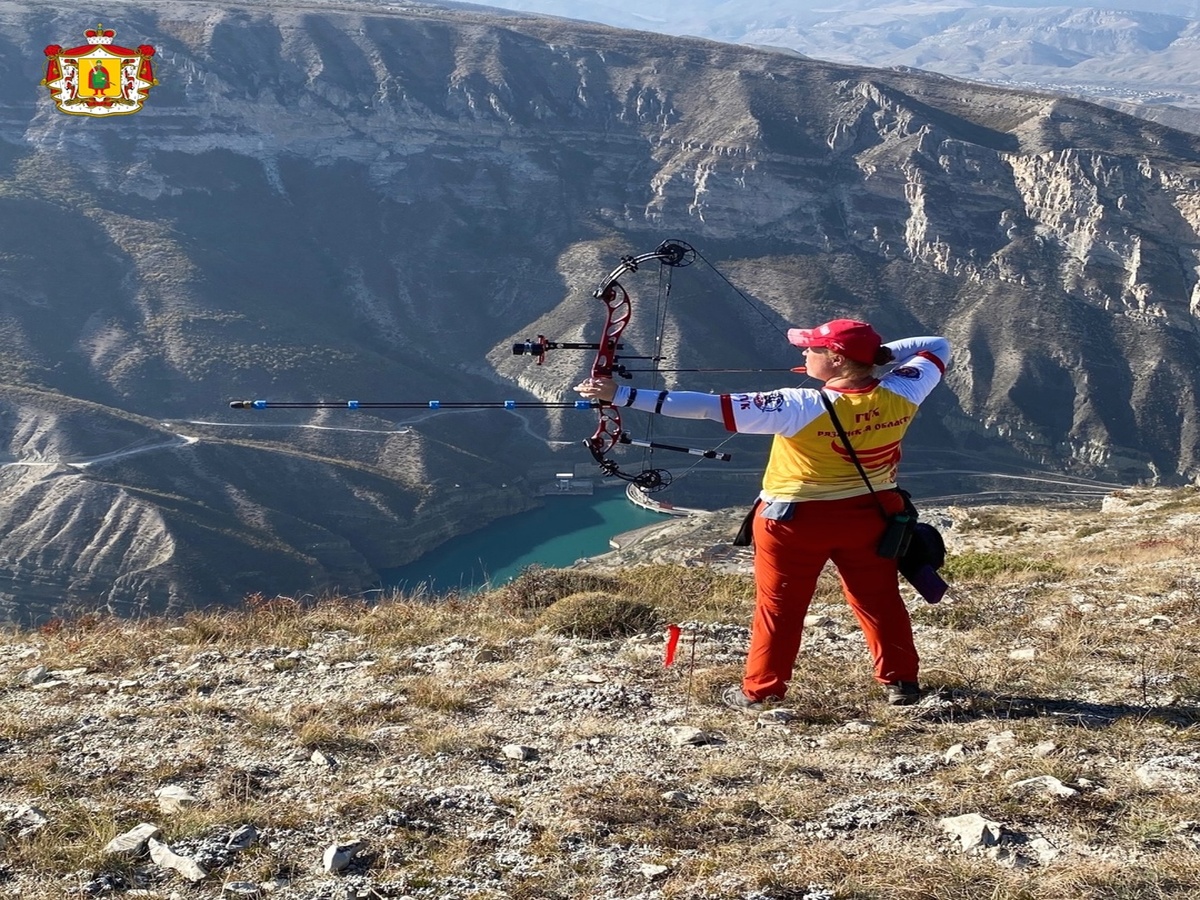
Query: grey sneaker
[[883, 681, 921, 706], [721, 685, 782, 712]]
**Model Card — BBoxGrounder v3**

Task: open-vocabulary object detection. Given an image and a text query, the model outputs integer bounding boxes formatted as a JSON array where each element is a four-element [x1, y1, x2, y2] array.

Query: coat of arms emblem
[[42, 24, 158, 117]]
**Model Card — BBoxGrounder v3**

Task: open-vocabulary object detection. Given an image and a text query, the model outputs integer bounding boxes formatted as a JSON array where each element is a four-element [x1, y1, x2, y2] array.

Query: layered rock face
[[0, 1, 1198, 618]]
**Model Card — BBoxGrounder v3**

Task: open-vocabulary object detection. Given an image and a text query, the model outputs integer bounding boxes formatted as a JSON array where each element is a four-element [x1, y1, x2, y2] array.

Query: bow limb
[[592, 240, 695, 299]]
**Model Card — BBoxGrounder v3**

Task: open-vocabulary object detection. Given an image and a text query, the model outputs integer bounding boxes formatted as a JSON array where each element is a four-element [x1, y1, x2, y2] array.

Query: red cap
[[787, 319, 882, 365]]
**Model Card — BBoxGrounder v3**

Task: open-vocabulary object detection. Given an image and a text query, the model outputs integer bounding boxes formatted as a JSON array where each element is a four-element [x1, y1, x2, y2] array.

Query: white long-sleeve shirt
[[611, 336, 951, 501]]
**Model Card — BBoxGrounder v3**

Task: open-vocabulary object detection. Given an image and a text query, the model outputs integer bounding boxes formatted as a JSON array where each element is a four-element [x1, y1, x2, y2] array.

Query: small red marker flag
[[664, 624, 682, 667]]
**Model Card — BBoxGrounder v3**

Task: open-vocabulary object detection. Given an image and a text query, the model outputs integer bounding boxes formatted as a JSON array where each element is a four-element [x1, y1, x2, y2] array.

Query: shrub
[[536, 591, 660, 638], [497, 565, 622, 612], [943, 550, 1064, 581]]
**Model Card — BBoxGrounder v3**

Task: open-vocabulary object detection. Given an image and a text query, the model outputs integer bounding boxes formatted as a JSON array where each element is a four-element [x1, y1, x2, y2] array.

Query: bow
[[513, 239, 735, 492]]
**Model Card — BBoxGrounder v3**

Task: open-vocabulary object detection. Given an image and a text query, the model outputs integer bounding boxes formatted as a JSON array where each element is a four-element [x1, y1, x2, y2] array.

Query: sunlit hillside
[[2, 488, 1199, 898]]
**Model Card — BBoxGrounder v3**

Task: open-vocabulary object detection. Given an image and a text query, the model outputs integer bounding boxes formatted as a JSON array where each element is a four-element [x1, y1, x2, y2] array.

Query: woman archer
[[576, 319, 951, 709]]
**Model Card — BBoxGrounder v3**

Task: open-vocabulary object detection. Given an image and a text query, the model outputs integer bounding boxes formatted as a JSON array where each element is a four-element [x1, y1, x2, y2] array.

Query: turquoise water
[[381, 491, 667, 594]]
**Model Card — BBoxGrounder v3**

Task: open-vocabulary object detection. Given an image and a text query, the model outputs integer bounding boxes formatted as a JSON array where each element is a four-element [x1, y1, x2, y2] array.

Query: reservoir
[[381, 489, 668, 594]]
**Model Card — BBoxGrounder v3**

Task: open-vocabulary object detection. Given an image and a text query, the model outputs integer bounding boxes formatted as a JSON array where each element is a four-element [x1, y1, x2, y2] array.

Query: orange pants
[[744, 490, 918, 700]]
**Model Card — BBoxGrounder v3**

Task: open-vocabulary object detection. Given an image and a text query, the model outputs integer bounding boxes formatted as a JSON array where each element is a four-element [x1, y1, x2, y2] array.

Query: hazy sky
[[469, 0, 1200, 49]]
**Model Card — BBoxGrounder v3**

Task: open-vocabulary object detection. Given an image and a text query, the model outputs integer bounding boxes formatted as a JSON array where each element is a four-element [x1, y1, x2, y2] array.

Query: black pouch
[[900, 522, 947, 575], [876, 512, 914, 559], [732, 499, 760, 547], [899, 521, 949, 603]]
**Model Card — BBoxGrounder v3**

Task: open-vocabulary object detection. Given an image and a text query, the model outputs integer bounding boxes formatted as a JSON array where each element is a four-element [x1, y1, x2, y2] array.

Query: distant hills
[[1, 1, 1198, 620], [477, 0, 1200, 133]]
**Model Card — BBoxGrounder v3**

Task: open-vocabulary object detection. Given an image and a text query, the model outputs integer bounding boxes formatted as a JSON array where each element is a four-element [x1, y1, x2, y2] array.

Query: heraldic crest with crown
[[42, 24, 158, 117]]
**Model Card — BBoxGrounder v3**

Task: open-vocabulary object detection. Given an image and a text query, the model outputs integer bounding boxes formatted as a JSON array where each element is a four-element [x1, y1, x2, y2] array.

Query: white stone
[[1011, 775, 1079, 798], [155, 785, 200, 814], [1139, 615, 1173, 628], [322, 842, 358, 873], [943, 743, 967, 763], [940, 813, 1003, 851], [501, 744, 536, 760], [148, 837, 208, 882], [666, 726, 710, 746], [1136, 755, 1200, 791], [103, 822, 162, 855], [1027, 836, 1061, 863], [986, 730, 1017, 754], [9, 805, 48, 838], [311, 749, 336, 769]]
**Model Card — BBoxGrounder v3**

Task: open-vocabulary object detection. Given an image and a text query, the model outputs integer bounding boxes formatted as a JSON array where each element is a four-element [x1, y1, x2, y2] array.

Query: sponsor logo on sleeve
[[754, 392, 786, 412]]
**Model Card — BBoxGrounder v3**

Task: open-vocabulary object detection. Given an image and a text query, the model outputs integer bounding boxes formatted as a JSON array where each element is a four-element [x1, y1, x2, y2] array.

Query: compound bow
[[513, 239, 733, 492]]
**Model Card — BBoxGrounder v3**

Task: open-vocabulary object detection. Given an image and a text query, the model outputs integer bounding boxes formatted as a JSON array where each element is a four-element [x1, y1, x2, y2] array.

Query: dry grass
[[5, 490, 1200, 898]]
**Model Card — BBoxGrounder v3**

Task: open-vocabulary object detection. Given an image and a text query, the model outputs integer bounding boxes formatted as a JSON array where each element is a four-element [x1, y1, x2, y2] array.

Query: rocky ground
[[2, 488, 1200, 899]]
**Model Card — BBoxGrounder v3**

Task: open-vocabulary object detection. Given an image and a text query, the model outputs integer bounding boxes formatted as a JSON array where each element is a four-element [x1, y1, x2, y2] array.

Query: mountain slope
[[0, 1, 1198, 617]]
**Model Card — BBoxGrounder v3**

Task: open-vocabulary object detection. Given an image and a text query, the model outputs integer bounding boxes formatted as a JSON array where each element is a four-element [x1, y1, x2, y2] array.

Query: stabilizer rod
[[230, 399, 596, 410]]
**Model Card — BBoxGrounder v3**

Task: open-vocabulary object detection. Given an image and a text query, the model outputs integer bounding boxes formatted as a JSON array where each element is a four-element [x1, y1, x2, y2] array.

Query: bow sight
[[512, 337, 662, 378]]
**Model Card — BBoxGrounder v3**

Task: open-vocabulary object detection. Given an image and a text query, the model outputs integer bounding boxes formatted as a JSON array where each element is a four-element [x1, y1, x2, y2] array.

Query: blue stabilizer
[[347, 400, 360, 409], [429, 401, 440, 409]]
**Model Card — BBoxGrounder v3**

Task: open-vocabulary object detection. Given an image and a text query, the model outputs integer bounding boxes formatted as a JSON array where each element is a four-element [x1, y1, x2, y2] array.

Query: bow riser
[[591, 282, 632, 381]]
